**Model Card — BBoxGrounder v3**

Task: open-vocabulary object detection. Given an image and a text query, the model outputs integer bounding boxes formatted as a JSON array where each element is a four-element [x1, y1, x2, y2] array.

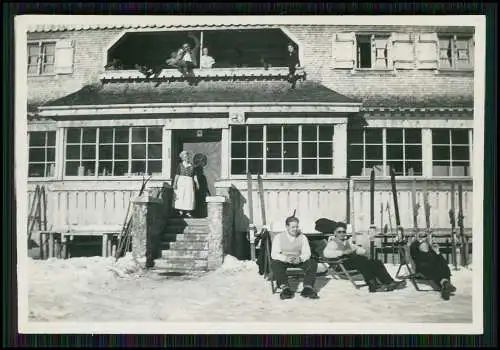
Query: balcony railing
[[99, 67, 306, 82]]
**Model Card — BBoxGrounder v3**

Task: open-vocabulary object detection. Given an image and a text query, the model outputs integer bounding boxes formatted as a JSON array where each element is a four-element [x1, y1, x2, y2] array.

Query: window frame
[[431, 128, 471, 177], [354, 32, 392, 70], [62, 126, 164, 179], [28, 131, 57, 180], [348, 128, 424, 177], [27, 40, 57, 77], [229, 124, 335, 177], [437, 34, 474, 71]]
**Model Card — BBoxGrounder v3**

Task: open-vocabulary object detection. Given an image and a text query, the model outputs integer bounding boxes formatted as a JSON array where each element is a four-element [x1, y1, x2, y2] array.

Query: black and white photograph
[[15, 15, 485, 334]]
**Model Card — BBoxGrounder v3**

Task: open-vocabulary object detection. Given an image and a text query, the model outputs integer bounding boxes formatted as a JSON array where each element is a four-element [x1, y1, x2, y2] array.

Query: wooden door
[[172, 129, 222, 217]]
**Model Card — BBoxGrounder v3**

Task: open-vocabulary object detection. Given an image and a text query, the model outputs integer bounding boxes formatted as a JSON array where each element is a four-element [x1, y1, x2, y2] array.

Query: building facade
[[26, 23, 474, 249]]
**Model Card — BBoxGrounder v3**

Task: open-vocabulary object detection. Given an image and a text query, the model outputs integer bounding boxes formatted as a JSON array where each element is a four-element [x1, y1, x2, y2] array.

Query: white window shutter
[[416, 33, 439, 69], [54, 39, 74, 74], [372, 35, 391, 69], [391, 32, 415, 69], [469, 36, 475, 67], [332, 32, 356, 69]]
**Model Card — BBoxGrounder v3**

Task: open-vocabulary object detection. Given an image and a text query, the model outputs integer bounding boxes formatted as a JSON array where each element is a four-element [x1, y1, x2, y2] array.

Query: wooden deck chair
[[318, 257, 368, 289], [264, 231, 324, 294]]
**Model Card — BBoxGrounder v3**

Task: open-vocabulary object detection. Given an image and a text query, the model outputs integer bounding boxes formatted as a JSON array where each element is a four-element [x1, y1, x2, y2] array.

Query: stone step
[[165, 218, 209, 227], [163, 233, 209, 242], [155, 258, 208, 271], [161, 249, 209, 259], [169, 240, 209, 250], [163, 225, 210, 234], [158, 241, 171, 250], [152, 261, 207, 275]]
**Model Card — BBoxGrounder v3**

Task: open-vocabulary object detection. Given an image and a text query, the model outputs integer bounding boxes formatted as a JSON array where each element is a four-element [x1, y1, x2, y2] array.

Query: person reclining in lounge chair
[[323, 222, 407, 293], [409, 232, 457, 300], [270, 216, 319, 300]]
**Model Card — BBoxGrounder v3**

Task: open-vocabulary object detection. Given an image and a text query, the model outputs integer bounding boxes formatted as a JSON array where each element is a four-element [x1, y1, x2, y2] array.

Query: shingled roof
[[42, 80, 360, 107]]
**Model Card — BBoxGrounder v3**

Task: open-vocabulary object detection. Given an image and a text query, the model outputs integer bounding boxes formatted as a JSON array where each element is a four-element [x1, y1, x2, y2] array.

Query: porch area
[[27, 176, 473, 264]]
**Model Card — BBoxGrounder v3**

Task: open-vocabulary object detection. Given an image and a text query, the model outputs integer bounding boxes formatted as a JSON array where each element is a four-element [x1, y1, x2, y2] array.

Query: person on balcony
[[286, 43, 301, 89], [200, 47, 216, 69], [271, 216, 320, 300], [409, 233, 457, 300], [322, 222, 407, 293], [173, 150, 199, 218], [176, 32, 201, 84]]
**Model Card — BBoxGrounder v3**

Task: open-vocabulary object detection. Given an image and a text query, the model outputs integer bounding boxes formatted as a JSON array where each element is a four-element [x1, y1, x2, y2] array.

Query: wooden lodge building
[[25, 22, 474, 269]]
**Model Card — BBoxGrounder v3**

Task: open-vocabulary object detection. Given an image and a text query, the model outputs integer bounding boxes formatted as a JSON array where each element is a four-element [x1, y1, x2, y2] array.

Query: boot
[[279, 286, 294, 300], [440, 280, 453, 300], [300, 286, 319, 299], [386, 280, 407, 291], [368, 280, 388, 293]]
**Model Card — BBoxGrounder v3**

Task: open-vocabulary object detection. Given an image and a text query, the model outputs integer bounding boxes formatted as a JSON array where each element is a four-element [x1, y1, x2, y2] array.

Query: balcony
[[99, 67, 306, 82]]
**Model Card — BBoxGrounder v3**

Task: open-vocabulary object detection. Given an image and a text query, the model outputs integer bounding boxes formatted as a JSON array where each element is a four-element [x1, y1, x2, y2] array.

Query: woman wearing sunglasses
[[323, 222, 407, 293]]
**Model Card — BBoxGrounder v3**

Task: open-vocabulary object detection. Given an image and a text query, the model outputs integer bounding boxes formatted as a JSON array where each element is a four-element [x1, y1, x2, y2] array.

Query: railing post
[[206, 196, 227, 270], [130, 194, 163, 269]]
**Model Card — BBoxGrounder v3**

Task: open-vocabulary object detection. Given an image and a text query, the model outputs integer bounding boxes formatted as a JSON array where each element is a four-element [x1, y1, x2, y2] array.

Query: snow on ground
[[27, 254, 473, 323]]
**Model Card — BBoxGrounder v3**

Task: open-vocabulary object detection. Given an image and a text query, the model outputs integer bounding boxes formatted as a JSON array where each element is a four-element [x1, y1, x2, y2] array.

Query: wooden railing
[[27, 180, 173, 232], [26, 178, 473, 248], [215, 177, 473, 235], [99, 67, 306, 82]]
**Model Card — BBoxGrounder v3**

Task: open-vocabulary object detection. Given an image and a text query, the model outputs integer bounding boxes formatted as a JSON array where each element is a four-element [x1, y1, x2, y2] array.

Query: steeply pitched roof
[[42, 80, 361, 107]]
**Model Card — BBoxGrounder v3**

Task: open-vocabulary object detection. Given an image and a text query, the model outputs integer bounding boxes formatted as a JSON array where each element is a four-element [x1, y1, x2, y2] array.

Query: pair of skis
[[369, 168, 405, 264], [369, 167, 425, 276], [449, 183, 468, 268], [247, 172, 266, 261]]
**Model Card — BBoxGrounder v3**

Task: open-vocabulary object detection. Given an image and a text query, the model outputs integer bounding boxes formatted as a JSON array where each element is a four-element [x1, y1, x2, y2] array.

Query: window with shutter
[[416, 33, 439, 70], [27, 42, 56, 76], [332, 32, 356, 69], [391, 33, 415, 70], [54, 39, 75, 74], [437, 34, 474, 70], [351, 34, 390, 69]]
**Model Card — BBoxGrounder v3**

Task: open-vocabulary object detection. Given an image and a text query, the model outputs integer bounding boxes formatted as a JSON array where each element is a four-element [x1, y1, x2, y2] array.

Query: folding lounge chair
[[261, 232, 308, 294], [318, 256, 368, 289]]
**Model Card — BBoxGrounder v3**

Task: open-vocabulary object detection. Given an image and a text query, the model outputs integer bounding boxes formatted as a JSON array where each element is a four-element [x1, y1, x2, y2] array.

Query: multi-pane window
[[28, 131, 56, 178], [65, 127, 163, 177], [438, 35, 474, 70], [230, 125, 334, 175], [432, 129, 471, 176], [348, 128, 423, 176], [27, 42, 56, 75]]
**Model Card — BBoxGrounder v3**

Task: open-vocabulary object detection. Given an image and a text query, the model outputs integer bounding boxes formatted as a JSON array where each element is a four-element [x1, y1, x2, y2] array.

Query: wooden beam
[[41, 104, 360, 118]]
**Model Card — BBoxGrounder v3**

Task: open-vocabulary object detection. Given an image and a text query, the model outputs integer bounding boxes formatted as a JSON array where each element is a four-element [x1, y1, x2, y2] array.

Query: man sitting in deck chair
[[409, 232, 457, 300], [323, 222, 406, 293], [270, 216, 319, 300]]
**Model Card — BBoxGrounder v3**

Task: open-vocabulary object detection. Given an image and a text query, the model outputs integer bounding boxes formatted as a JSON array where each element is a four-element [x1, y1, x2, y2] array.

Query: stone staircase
[[154, 218, 210, 273]]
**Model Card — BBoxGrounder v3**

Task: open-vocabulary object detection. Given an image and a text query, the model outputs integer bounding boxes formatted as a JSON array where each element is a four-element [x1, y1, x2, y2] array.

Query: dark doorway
[[171, 129, 222, 218]]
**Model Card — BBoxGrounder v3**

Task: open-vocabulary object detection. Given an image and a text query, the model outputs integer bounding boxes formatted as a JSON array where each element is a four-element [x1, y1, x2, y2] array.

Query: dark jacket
[[287, 50, 300, 70]]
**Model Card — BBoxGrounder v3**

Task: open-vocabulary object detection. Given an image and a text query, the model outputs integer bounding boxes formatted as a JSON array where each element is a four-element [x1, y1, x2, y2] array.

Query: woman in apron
[[173, 151, 199, 218]]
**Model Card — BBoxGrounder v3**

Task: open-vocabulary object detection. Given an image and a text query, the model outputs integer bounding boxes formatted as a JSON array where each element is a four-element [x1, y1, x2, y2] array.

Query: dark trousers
[[342, 254, 395, 285], [288, 66, 298, 87], [271, 258, 318, 288], [177, 60, 196, 77], [416, 254, 451, 287]]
